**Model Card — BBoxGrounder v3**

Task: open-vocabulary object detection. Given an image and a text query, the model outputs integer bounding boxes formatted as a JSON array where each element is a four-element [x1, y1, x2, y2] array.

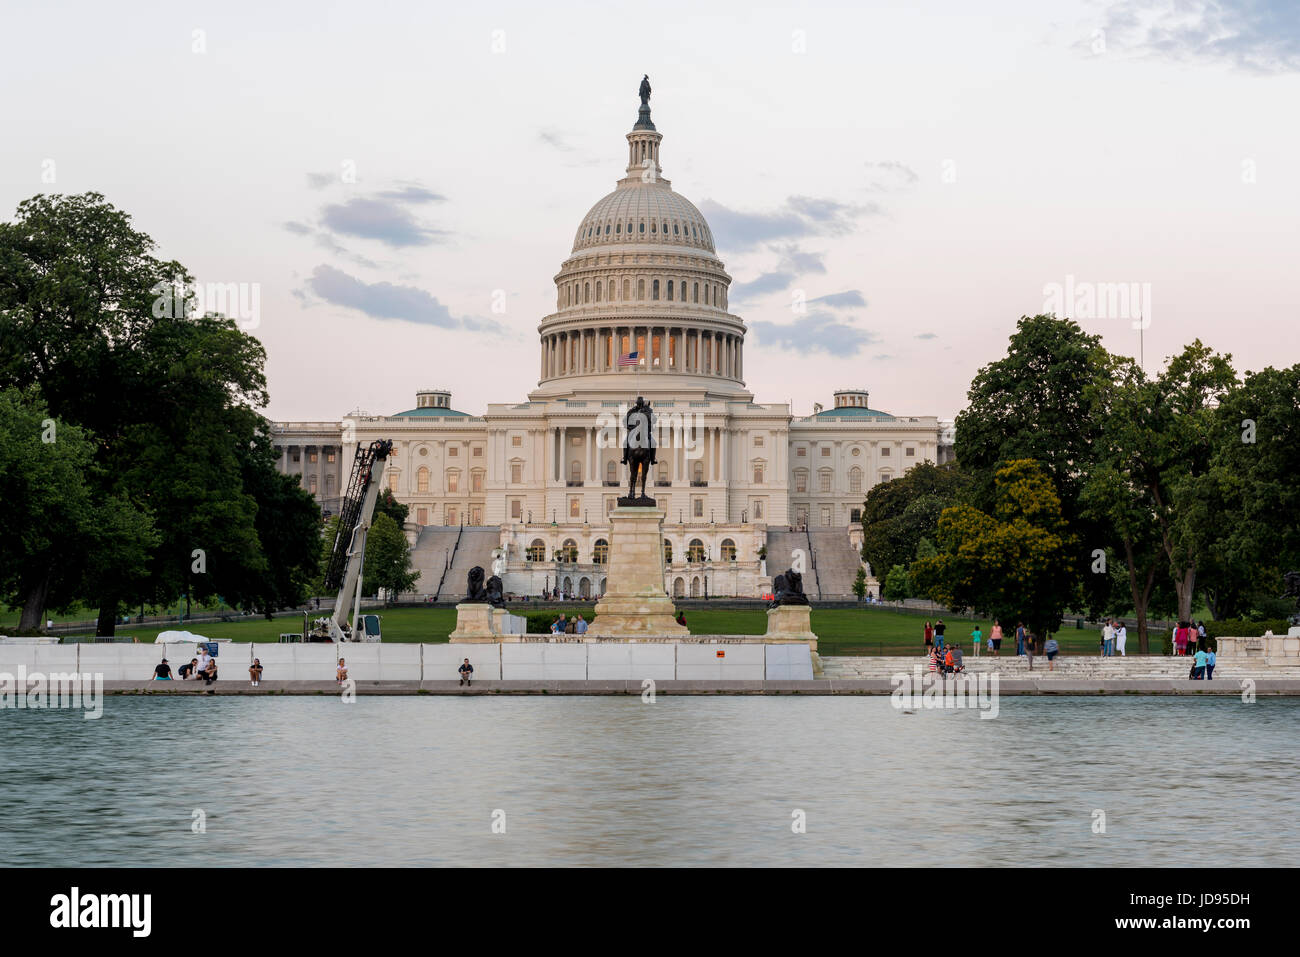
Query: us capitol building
[[273, 84, 952, 600]]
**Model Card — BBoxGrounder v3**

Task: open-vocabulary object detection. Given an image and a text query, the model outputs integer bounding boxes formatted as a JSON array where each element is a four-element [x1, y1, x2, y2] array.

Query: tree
[[362, 513, 420, 600], [375, 487, 409, 528], [0, 192, 321, 633], [911, 459, 1075, 640], [882, 565, 910, 602], [852, 566, 867, 601], [859, 461, 970, 579], [954, 314, 1115, 614], [0, 388, 154, 631]]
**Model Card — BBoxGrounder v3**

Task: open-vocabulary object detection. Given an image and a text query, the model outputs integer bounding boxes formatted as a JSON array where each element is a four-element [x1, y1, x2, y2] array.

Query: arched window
[[616, 222, 622, 234], [593, 539, 609, 564], [639, 221, 645, 234], [650, 220, 656, 233], [595, 282, 602, 302], [673, 576, 685, 597], [720, 539, 736, 561], [688, 538, 705, 563], [693, 282, 699, 303], [849, 467, 863, 492], [559, 539, 578, 563], [667, 280, 673, 301], [753, 464, 764, 484], [417, 466, 430, 493], [606, 460, 616, 484], [663, 539, 673, 563], [583, 282, 590, 303], [471, 470, 484, 493], [527, 539, 546, 562], [652, 279, 659, 300], [692, 460, 704, 485], [446, 470, 459, 493], [608, 280, 614, 300], [569, 461, 581, 485], [623, 279, 630, 299], [673, 222, 679, 235], [638, 279, 645, 299], [691, 576, 701, 597]]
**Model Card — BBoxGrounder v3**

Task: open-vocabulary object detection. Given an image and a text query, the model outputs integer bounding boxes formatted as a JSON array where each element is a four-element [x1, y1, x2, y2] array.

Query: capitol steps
[[763, 530, 807, 585], [407, 527, 463, 598], [818, 655, 1300, 681], [807, 528, 864, 597], [441, 527, 502, 599]]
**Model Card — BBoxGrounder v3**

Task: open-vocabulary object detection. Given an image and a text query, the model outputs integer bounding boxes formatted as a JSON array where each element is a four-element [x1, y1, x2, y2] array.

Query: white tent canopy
[[154, 630, 212, 644]]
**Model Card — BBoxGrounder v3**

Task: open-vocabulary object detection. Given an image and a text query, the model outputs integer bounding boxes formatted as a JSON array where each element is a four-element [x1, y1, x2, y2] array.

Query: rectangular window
[[326, 451, 336, 463], [309, 451, 318, 463], [820, 472, 832, 492], [693, 498, 704, 518], [473, 447, 483, 457], [905, 447, 915, 457], [510, 500, 521, 519], [472, 473, 483, 493], [796, 474, 807, 493], [447, 473, 459, 492], [570, 497, 581, 518], [796, 447, 806, 457], [512, 435, 522, 446], [417, 507, 428, 525], [511, 463, 522, 484], [388, 472, 399, 492], [881, 447, 891, 457], [308, 475, 318, 494], [449, 446, 458, 456], [821, 447, 830, 456], [850, 508, 861, 523]]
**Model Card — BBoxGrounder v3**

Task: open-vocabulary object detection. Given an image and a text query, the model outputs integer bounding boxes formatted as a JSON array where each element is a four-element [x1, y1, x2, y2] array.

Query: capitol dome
[[534, 80, 746, 398]]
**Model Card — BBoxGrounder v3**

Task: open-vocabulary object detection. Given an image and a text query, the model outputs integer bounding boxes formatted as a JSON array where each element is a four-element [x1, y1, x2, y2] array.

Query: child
[[971, 625, 983, 657], [249, 658, 263, 687]]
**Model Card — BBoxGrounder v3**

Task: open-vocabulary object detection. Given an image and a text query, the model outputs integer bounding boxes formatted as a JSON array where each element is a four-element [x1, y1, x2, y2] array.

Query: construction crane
[[308, 438, 394, 642]]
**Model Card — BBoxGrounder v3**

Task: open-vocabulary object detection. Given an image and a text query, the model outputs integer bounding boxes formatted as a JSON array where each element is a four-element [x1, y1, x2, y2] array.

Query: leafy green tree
[[852, 565, 867, 601], [860, 461, 970, 580], [0, 388, 155, 631], [882, 564, 910, 602], [911, 459, 1075, 640], [0, 192, 320, 633], [362, 512, 420, 600], [954, 315, 1115, 614], [375, 487, 409, 528]]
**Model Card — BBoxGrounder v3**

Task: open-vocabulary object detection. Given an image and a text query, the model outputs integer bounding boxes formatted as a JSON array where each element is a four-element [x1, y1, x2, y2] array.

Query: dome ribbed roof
[[572, 183, 715, 253]]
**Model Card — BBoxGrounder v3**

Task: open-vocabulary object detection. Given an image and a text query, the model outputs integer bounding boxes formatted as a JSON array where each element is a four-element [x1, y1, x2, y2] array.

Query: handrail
[[433, 523, 465, 601]]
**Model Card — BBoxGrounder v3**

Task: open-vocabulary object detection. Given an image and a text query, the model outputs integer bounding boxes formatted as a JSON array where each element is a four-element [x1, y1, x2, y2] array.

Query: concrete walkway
[[95, 678, 1300, 695]]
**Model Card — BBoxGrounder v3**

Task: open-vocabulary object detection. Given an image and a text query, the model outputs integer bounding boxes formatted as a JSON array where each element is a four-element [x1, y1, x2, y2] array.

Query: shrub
[[1203, 618, 1292, 639]]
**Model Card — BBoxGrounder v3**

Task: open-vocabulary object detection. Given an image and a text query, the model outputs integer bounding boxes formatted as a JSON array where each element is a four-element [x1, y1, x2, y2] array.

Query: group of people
[[549, 614, 590, 634], [1099, 620, 1129, 656], [152, 646, 226, 685], [1173, 620, 1209, 656], [1188, 647, 1217, 679], [923, 619, 1061, 670]]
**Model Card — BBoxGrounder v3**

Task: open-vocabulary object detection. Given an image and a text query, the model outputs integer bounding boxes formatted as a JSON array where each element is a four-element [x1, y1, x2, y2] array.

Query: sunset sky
[[3, 0, 1296, 421]]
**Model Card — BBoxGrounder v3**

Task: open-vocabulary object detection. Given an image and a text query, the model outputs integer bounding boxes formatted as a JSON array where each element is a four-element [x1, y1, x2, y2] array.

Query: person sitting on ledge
[[200, 657, 218, 685], [459, 658, 474, 686], [153, 658, 172, 680], [178, 658, 198, 680], [249, 657, 263, 687], [943, 647, 955, 675], [951, 645, 965, 674], [675, 611, 687, 627]]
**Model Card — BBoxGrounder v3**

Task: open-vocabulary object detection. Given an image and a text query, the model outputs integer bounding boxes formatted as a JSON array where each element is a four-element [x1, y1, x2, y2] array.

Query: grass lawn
[[77, 605, 1157, 655]]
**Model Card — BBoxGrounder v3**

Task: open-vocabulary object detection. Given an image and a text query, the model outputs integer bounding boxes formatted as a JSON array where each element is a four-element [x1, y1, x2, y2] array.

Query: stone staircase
[[763, 529, 807, 584], [819, 655, 1300, 681], [807, 528, 864, 598], [441, 527, 501, 600], [409, 527, 461, 598]]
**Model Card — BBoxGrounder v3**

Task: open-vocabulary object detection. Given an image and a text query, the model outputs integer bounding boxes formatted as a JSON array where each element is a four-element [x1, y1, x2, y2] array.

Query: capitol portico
[[273, 83, 951, 599]]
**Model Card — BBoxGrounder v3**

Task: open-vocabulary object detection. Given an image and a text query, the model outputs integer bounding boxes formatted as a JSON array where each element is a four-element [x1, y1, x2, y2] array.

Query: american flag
[[618, 351, 640, 367]]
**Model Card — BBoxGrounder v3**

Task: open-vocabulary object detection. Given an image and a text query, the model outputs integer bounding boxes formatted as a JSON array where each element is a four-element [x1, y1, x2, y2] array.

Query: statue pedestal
[[449, 603, 522, 642], [765, 604, 818, 650], [591, 506, 688, 637]]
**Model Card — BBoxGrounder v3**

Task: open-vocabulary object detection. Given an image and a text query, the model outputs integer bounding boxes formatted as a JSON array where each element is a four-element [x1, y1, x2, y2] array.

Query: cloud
[[306, 172, 335, 189], [320, 196, 447, 248], [538, 128, 572, 151], [914, 331, 938, 340], [748, 311, 879, 356], [732, 271, 796, 301], [376, 184, 445, 204], [776, 245, 827, 274], [698, 195, 882, 251], [1096, 0, 1300, 73], [303, 264, 504, 333], [282, 220, 312, 235], [864, 161, 920, 191], [810, 290, 866, 309]]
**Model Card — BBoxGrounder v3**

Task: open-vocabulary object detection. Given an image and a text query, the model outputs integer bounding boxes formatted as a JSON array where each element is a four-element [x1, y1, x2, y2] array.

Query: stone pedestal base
[[449, 603, 524, 642], [591, 506, 688, 637], [765, 604, 818, 650]]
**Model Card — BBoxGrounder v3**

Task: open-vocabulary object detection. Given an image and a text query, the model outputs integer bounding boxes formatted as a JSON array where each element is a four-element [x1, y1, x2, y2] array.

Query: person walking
[[1044, 635, 1059, 671], [1115, 622, 1127, 657], [923, 620, 934, 652]]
